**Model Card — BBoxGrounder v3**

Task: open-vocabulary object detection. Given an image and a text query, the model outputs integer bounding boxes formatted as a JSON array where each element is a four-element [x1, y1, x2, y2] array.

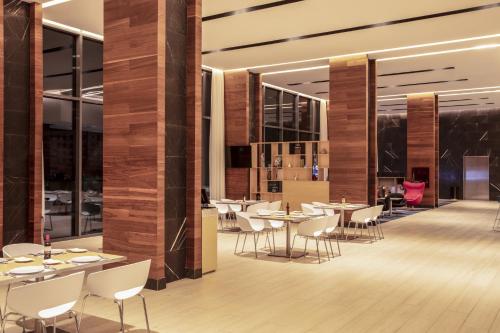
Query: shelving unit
[[250, 141, 330, 210]]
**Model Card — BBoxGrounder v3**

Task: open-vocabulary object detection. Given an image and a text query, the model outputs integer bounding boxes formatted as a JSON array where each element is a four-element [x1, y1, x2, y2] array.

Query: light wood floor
[[4, 200, 500, 333]]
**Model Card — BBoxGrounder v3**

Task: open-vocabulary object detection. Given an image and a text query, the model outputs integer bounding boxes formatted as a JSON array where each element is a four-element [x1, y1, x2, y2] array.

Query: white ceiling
[[42, 0, 500, 112]]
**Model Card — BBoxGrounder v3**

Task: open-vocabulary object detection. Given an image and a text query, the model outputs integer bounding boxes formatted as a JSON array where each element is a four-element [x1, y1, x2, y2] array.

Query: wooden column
[[185, 0, 202, 279], [224, 70, 250, 199], [407, 93, 439, 207], [251, 73, 263, 142], [28, 2, 43, 244], [328, 55, 377, 205], [103, 0, 166, 287], [0, 0, 3, 247]]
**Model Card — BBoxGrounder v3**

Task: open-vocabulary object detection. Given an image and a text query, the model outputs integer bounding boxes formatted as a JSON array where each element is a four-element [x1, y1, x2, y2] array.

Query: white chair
[[322, 214, 341, 257], [246, 201, 269, 214], [263, 201, 284, 253], [370, 205, 385, 239], [2, 271, 84, 333], [291, 217, 329, 264], [234, 212, 268, 258], [268, 200, 282, 211], [210, 200, 230, 230], [81, 260, 151, 333], [2, 243, 44, 258], [345, 208, 376, 242], [312, 201, 335, 216], [301, 203, 324, 216]]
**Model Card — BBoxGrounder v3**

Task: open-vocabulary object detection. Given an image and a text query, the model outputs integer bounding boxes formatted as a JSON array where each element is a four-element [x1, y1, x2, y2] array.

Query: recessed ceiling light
[[42, 0, 72, 9]]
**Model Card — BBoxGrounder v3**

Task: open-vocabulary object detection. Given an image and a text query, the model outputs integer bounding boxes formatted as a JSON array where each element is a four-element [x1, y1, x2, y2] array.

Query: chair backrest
[[297, 217, 328, 237], [372, 205, 384, 219], [403, 181, 425, 205], [3, 243, 44, 258], [246, 201, 269, 214], [8, 271, 85, 319], [235, 212, 265, 232], [229, 204, 242, 212], [87, 260, 151, 300], [212, 203, 228, 214], [301, 203, 323, 215], [268, 200, 282, 211], [325, 214, 340, 233], [350, 208, 372, 223]]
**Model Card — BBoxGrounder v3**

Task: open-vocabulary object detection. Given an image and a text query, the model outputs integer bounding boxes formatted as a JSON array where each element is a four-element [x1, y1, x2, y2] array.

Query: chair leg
[[290, 234, 297, 259], [323, 239, 330, 261], [328, 237, 334, 258], [79, 293, 92, 331], [253, 233, 258, 258], [271, 229, 276, 253], [379, 221, 385, 239], [114, 299, 125, 333], [53, 317, 57, 333], [315, 238, 321, 264], [335, 234, 341, 256], [234, 232, 241, 254], [242, 233, 247, 252], [304, 238, 309, 256], [138, 294, 151, 333], [73, 312, 80, 333], [41, 320, 47, 333]]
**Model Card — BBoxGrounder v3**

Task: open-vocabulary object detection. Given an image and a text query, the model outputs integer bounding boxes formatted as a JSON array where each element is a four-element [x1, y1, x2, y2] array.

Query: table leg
[[340, 209, 345, 236], [389, 200, 393, 216], [285, 221, 291, 258], [268, 221, 307, 259]]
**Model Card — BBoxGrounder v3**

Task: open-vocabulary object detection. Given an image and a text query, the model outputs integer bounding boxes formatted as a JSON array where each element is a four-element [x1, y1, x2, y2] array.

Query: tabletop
[[250, 214, 312, 223], [0, 251, 126, 286], [315, 203, 369, 211]]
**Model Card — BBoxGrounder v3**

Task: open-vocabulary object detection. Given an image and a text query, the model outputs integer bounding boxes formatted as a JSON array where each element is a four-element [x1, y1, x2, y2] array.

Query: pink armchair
[[403, 181, 425, 207]]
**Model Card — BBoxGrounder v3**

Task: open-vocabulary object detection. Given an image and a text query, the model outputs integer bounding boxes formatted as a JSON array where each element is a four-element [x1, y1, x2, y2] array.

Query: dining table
[[215, 199, 264, 212], [251, 213, 314, 259], [313, 203, 369, 237], [0, 250, 126, 332]]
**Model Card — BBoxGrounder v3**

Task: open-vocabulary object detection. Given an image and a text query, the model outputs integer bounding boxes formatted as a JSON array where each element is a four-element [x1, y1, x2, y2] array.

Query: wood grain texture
[[328, 55, 376, 205], [407, 93, 438, 207], [225, 169, 249, 200], [28, 2, 43, 244], [224, 70, 249, 146], [252, 73, 263, 142], [224, 70, 250, 199], [103, 0, 165, 281], [0, 0, 3, 247], [368, 59, 378, 206], [185, 0, 202, 277]]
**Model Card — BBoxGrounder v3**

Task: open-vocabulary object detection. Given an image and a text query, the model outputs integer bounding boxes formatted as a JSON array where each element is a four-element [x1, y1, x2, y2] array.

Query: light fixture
[[261, 65, 329, 76], [43, 19, 103, 40], [377, 44, 500, 62], [439, 89, 500, 97], [377, 97, 407, 102], [42, 0, 72, 9], [378, 85, 500, 99], [216, 33, 500, 72]]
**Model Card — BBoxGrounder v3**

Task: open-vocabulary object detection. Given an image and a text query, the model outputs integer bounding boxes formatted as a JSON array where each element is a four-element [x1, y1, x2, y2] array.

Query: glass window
[[43, 28, 76, 96], [299, 97, 311, 131], [283, 129, 298, 142], [264, 127, 281, 142], [82, 38, 103, 101], [299, 132, 312, 141], [283, 92, 296, 129], [264, 88, 280, 127], [314, 101, 321, 134], [81, 103, 103, 235], [43, 97, 76, 238], [202, 70, 212, 193]]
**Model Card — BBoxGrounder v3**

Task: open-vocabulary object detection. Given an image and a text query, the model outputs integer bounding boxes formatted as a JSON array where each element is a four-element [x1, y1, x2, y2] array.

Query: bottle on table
[[44, 233, 52, 260], [286, 202, 290, 216]]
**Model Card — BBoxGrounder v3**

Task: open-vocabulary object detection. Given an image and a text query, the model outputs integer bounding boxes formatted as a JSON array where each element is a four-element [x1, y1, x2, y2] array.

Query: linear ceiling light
[[439, 89, 500, 97], [378, 85, 500, 99], [43, 19, 103, 40], [261, 65, 329, 76], [219, 33, 500, 72], [377, 44, 500, 62], [42, 0, 72, 9], [377, 97, 408, 102]]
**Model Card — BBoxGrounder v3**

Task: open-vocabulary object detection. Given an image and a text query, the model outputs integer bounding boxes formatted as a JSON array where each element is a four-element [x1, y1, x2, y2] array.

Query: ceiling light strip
[[378, 85, 500, 99], [219, 33, 500, 72], [261, 65, 329, 76], [43, 19, 103, 41], [42, 0, 71, 9], [263, 83, 327, 102], [377, 44, 500, 62]]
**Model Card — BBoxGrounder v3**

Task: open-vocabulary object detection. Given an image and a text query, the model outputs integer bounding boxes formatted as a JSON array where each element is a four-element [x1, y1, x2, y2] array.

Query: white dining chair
[[2, 271, 84, 333], [345, 208, 376, 242], [234, 212, 268, 258], [210, 200, 230, 230], [370, 205, 385, 239], [246, 201, 269, 214], [81, 260, 151, 333], [322, 214, 341, 257], [2, 243, 44, 258], [262, 201, 284, 253], [312, 201, 335, 216], [268, 200, 282, 211], [301, 203, 324, 216], [291, 217, 329, 264]]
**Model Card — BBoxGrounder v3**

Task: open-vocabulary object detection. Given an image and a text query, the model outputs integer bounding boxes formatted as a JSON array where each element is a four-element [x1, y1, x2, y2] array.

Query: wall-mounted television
[[226, 145, 251, 168], [412, 167, 430, 188]]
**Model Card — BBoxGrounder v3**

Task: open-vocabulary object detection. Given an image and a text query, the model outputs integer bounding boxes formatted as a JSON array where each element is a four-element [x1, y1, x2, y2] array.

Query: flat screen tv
[[226, 146, 251, 168]]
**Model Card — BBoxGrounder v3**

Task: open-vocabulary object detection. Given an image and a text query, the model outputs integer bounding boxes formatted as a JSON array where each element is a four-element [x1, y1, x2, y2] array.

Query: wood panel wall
[[224, 70, 250, 199], [368, 59, 377, 206], [0, 0, 3, 247], [103, 0, 166, 284], [28, 2, 43, 244], [252, 73, 263, 142], [328, 55, 377, 205], [407, 93, 439, 207], [185, 0, 202, 278]]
